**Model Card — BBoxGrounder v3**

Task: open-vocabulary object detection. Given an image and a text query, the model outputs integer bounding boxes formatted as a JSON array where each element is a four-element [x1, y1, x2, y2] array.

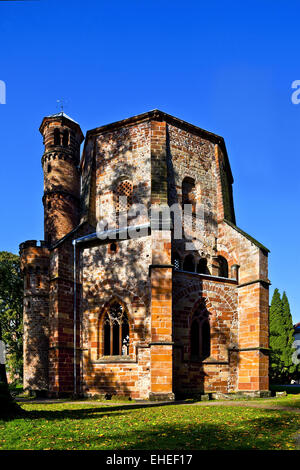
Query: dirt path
[[191, 400, 300, 413]]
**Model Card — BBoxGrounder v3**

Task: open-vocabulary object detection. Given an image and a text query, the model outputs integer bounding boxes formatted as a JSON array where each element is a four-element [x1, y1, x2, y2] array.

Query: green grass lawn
[[262, 394, 300, 409], [0, 400, 299, 450]]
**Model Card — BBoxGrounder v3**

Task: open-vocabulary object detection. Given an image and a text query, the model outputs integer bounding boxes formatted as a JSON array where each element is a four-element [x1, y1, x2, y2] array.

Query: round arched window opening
[[197, 258, 209, 274], [183, 254, 195, 272], [54, 128, 60, 146], [109, 242, 118, 254], [190, 310, 211, 361], [62, 129, 69, 147], [182, 177, 196, 206], [218, 256, 229, 278]]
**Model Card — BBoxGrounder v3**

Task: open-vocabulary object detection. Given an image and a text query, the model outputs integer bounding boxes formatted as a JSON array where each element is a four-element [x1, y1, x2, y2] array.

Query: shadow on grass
[[20, 401, 191, 422], [98, 414, 299, 450], [10, 406, 299, 450]]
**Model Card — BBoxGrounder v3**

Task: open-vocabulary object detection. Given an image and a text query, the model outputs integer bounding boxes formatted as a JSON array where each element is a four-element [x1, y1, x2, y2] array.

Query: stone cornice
[[237, 279, 271, 289]]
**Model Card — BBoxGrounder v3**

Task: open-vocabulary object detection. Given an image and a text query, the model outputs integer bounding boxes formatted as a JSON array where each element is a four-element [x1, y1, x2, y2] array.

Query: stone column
[[237, 280, 269, 393], [231, 264, 240, 282], [149, 119, 174, 400]]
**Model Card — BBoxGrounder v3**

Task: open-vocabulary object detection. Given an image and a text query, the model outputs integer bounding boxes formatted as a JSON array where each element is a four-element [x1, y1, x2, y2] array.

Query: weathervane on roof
[[56, 99, 67, 113]]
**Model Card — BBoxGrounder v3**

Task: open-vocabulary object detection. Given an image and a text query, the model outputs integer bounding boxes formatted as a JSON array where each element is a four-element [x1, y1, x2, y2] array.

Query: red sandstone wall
[[167, 124, 219, 265], [41, 116, 83, 244], [217, 221, 269, 391], [81, 236, 152, 399], [22, 112, 269, 398], [173, 272, 238, 394], [95, 121, 151, 227], [20, 243, 50, 391]]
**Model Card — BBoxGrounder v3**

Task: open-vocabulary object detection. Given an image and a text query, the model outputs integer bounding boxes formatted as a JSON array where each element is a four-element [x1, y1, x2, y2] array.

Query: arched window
[[183, 254, 195, 272], [102, 302, 129, 356], [197, 258, 209, 274], [218, 256, 228, 278], [182, 177, 196, 207], [36, 275, 41, 288], [108, 242, 118, 254], [115, 180, 133, 214], [191, 310, 210, 361], [62, 129, 69, 147], [54, 128, 60, 146], [172, 252, 181, 271], [182, 177, 196, 232]]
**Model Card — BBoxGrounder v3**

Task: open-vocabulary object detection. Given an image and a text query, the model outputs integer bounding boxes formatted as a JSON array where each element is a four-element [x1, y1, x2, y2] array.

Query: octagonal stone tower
[[20, 109, 270, 399]]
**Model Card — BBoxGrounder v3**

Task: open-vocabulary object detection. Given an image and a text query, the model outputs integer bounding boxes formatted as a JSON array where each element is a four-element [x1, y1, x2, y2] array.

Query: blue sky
[[0, 0, 299, 322]]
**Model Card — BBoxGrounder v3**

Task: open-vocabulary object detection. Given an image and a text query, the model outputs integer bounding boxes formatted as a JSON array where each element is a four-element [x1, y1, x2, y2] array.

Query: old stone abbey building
[[20, 109, 270, 399]]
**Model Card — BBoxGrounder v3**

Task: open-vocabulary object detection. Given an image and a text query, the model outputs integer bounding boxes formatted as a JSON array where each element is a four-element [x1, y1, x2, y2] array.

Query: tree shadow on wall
[[79, 125, 155, 396], [24, 325, 49, 395], [80, 236, 152, 397], [165, 126, 219, 266]]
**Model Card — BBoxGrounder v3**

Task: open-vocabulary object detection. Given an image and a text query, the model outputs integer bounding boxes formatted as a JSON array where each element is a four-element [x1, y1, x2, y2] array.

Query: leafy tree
[[0, 320, 21, 419], [269, 289, 297, 383], [0, 251, 23, 381]]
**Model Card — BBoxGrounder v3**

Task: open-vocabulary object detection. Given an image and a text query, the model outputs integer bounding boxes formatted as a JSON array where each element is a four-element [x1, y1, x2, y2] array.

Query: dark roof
[[39, 111, 84, 141], [46, 111, 79, 124]]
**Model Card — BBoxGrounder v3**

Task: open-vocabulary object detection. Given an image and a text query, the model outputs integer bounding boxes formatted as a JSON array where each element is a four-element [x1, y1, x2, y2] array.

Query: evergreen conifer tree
[[269, 289, 297, 383], [269, 288, 284, 383], [281, 291, 297, 380]]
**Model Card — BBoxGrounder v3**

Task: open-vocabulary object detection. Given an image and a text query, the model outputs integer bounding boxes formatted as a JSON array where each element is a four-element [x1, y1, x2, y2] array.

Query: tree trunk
[[0, 322, 7, 384]]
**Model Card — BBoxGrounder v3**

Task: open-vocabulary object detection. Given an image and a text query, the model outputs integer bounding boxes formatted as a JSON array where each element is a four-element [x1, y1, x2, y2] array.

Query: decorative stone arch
[[173, 281, 238, 363], [173, 278, 238, 326], [176, 283, 226, 312], [91, 280, 150, 312], [113, 174, 133, 191], [216, 248, 238, 272], [97, 292, 134, 328], [189, 296, 214, 324], [87, 280, 151, 358]]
